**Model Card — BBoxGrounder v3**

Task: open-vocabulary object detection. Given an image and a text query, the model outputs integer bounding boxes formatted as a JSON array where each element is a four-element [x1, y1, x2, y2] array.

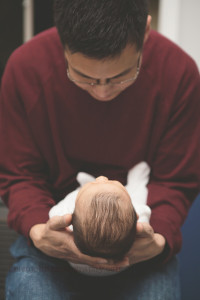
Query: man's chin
[[89, 92, 121, 102]]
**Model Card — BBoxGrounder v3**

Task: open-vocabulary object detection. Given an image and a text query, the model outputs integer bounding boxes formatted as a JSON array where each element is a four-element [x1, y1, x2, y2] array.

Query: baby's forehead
[[88, 181, 120, 193], [77, 181, 130, 205]]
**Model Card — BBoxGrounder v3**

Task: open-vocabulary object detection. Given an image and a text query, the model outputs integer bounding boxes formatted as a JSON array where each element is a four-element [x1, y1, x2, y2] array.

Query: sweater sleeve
[[0, 55, 55, 238], [147, 58, 200, 263]]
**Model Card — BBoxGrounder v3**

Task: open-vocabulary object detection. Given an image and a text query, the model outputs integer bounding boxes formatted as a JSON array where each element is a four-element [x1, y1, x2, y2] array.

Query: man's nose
[[92, 84, 112, 99], [95, 176, 108, 182]]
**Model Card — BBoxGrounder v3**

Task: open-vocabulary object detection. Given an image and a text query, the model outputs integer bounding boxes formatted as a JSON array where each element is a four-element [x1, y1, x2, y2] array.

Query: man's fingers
[[48, 214, 72, 230], [136, 222, 154, 237], [106, 257, 130, 267], [79, 253, 108, 265], [136, 222, 144, 234], [64, 214, 73, 226], [80, 254, 129, 269]]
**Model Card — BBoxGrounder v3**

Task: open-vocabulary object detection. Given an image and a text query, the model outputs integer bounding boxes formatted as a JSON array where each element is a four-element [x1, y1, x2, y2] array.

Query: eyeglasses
[[66, 55, 141, 86]]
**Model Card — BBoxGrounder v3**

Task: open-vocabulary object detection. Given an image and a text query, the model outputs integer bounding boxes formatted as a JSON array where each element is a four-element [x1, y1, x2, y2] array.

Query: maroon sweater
[[0, 28, 200, 262]]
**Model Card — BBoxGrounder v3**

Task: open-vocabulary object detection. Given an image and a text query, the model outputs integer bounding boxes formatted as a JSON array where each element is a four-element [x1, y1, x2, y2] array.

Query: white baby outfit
[[49, 161, 151, 276]]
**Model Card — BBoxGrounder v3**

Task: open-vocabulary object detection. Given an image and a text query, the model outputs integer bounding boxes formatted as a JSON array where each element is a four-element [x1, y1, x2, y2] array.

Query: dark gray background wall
[[0, 0, 54, 79]]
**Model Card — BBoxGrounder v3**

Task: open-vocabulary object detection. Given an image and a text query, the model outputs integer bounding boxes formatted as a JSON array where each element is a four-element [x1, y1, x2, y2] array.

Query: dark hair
[[54, 0, 149, 59], [72, 192, 137, 261]]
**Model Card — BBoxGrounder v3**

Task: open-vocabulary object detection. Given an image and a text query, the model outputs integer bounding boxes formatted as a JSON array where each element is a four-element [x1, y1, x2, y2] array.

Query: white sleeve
[[49, 171, 95, 218], [76, 172, 96, 186], [125, 161, 151, 223], [49, 189, 79, 218], [134, 203, 151, 223]]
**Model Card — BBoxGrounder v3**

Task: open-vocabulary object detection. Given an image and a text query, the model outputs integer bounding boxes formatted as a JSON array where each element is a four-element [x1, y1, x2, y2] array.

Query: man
[[0, 0, 199, 299]]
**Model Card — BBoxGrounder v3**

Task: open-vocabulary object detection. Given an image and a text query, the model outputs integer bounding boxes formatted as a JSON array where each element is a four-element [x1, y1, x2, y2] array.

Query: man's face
[[64, 44, 140, 102]]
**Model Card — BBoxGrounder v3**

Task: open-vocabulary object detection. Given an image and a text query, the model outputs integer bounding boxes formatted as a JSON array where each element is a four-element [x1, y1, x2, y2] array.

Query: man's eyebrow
[[71, 67, 95, 79], [70, 65, 135, 80]]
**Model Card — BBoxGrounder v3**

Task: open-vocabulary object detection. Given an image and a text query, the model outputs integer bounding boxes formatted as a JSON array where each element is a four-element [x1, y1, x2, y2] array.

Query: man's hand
[[125, 222, 166, 265], [29, 214, 128, 270], [29, 216, 165, 271]]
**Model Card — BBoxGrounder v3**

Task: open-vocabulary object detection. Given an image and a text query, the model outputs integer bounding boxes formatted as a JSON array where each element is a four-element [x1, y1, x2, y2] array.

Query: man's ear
[[143, 15, 152, 44]]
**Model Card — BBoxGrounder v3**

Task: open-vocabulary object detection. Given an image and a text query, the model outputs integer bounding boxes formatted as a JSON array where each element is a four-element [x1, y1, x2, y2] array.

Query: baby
[[49, 162, 151, 276]]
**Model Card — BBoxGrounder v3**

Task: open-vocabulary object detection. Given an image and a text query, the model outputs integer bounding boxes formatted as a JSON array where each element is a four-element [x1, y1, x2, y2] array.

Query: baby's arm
[[133, 203, 151, 223], [125, 162, 151, 223], [49, 189, 79, 218], [49, 172, 96, 218]]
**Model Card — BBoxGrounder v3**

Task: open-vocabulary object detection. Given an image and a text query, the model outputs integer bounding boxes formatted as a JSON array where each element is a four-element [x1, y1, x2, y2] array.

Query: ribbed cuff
[[19, 207, 50, 239]]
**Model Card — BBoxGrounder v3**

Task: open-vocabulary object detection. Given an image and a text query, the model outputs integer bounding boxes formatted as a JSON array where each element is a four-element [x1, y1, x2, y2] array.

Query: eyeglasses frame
[[66, 54, 141, 86]]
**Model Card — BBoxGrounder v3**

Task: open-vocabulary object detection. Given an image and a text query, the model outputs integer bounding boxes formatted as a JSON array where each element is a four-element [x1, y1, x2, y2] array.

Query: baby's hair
[[72, 191, 137, 261]]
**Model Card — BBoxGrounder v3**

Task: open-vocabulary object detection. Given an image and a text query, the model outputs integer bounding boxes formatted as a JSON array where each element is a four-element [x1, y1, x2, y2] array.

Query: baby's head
[[72, 176, 137, 261]]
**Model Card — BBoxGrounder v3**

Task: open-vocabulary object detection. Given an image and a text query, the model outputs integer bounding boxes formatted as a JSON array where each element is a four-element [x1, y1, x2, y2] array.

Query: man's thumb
[[49, 214, 72, 230], [136, 222, 154, 237]]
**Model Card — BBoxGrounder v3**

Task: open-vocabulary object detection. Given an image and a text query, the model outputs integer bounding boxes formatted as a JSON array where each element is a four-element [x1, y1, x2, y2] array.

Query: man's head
[[72, 176, 137, 261], [54, 0, 151, 101], [54, 0, 149, 57]]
